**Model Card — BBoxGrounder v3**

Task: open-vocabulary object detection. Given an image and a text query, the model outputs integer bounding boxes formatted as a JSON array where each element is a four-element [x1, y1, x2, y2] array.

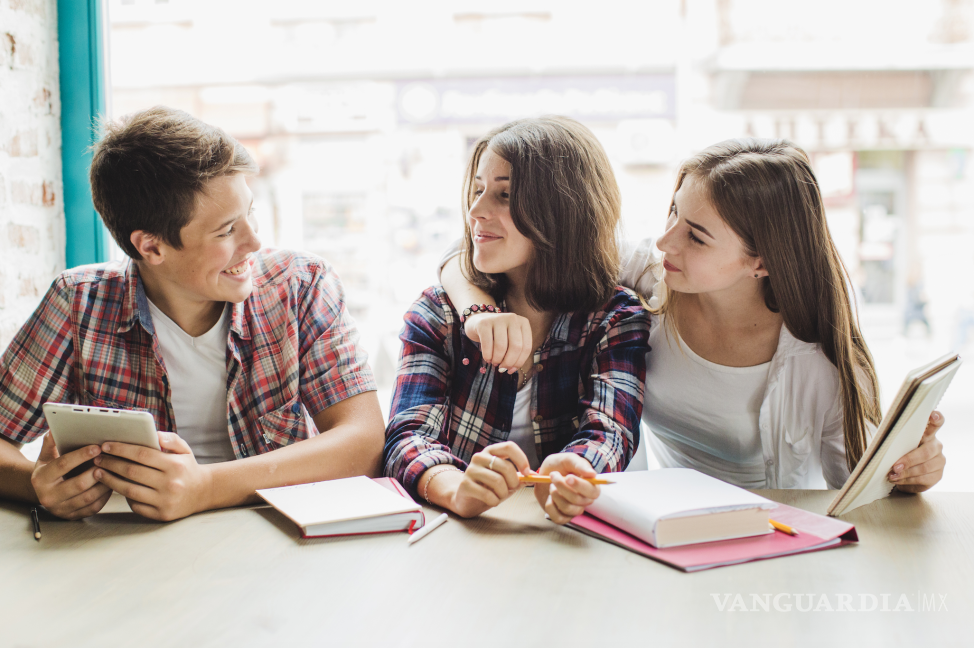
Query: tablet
[[43, 402, 162, 455]]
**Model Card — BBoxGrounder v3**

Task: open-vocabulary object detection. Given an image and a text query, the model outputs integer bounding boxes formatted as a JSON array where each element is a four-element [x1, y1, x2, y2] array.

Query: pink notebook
[[568, 503, 857, 572]]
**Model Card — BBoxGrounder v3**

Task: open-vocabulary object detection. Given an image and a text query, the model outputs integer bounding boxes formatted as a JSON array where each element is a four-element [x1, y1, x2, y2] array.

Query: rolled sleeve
[[383, 290, 467, 496], [0, 278, 76, 444], [296, 264, 376, 416]]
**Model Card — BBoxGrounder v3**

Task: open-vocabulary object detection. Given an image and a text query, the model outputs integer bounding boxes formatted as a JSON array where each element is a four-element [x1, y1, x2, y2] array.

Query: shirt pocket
[[84, 391, 122, 409], [782, 426, 813, 483], [256, 396, 308, 449]]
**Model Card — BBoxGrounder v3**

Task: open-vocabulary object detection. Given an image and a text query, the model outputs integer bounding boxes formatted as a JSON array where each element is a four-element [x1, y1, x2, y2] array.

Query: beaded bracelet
[[459, 303, 506, 374], [423, 465, 463, 504], [459, 303, 503, 323]]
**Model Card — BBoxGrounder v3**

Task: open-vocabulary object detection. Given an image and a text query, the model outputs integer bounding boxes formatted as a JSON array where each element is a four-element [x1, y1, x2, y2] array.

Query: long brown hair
[[651, 138, 881, 471], [461, 116, 621, 313]]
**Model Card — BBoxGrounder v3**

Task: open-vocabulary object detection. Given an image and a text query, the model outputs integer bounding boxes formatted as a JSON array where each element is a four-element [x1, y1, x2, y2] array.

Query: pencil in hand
[[517, 474, 614, 486]]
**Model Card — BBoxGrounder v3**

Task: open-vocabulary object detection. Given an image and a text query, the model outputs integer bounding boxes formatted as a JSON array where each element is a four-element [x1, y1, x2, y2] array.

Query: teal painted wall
[[58, 0, 109, 268]]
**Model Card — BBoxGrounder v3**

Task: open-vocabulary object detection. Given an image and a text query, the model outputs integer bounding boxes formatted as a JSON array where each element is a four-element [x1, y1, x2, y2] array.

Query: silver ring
[[488, 456, 496, 471]]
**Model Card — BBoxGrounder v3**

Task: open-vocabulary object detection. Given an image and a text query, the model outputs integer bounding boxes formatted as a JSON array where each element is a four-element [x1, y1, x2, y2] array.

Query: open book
[[828, 353, 962, 517], [257, 476, 425, 538]]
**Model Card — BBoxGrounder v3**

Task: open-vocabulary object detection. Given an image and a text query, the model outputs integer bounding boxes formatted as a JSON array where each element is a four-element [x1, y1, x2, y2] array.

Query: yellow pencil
[[769, 519, 799, 536], [518, 474, 614, 485]]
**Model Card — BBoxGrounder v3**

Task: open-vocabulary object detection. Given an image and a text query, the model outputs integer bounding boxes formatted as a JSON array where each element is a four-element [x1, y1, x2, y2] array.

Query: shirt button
[[291, 403, 301, 414], [766, 459, 774, 466], [535, 364, 544, 372], [533, 415, 543, 423]]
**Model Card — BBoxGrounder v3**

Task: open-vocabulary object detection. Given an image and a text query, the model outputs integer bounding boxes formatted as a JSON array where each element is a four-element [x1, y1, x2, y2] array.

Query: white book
[[585, 469, 777, 548], [828, 353, 961, 517], [257, 476, 425, 538]]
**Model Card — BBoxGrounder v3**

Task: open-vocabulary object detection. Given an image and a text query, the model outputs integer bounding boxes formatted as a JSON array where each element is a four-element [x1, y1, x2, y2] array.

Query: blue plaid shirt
[[384, 285, 651, 497]]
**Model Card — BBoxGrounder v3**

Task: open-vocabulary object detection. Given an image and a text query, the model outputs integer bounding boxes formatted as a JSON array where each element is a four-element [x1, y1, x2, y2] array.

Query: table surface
[[1, 487, 971, 647]]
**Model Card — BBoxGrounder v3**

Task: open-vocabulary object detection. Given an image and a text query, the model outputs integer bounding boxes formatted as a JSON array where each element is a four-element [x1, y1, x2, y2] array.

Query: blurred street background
[[95, 0, 972, 489]]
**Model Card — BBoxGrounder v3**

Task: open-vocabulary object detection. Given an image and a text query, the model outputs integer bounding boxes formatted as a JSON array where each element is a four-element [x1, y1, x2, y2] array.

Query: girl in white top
[[442, 138, 947, 492]]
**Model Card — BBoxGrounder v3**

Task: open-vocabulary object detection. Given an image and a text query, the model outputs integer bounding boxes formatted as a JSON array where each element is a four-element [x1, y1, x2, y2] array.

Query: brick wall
[[0, 0, 64, 351]]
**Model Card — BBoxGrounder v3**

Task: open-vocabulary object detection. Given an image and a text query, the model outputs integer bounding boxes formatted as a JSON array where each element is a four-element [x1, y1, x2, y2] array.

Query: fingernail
[[895, 463, 904, 472], [498, 368, 507, 373], [93, 457, 101, 465], [933, 412, 941, 422], [567, 476, 576, 485], [89, 446, 98, 456], [102, 443, 111, 452], [94, 469, 102, 479]]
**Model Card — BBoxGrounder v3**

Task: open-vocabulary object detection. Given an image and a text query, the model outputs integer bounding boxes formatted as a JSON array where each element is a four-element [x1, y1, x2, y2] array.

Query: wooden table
[[1, 488, 970, 647]]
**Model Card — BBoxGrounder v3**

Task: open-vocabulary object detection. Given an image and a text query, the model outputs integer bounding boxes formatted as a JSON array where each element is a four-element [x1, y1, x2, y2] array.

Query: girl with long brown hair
[[384, 117, 650, 523], [442, 138, 947, 491]]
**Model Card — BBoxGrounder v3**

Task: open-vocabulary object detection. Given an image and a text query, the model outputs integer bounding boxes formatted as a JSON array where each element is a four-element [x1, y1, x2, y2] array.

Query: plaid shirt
[[384, 285, 650, 497], [0, 249, 376, 458]]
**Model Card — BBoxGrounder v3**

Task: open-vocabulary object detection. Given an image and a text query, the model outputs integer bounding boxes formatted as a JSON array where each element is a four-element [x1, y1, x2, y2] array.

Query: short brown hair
[[461, 116, 621, 313], [90, 106, 259, 260]]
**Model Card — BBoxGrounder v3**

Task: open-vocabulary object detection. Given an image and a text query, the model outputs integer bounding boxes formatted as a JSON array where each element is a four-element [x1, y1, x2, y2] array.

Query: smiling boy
[[0, 107, 385, 521]]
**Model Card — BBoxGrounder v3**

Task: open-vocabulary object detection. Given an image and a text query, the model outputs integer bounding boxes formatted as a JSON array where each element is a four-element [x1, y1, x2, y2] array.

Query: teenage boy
[[0, 107, 385, 521]]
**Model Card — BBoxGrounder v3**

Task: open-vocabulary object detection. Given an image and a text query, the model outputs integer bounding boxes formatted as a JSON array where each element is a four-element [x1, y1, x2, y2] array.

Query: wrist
[[422, 465, 463, 507], [197, 463, 219, 512], [459, 303, 503, 324]]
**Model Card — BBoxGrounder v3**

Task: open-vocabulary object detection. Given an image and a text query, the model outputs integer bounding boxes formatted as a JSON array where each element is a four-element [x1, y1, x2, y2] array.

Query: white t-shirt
[[146, 299, 236, 464], [644, 320, 771, 488], [509, 377, 541, 470], [620, 238, 857, 489]]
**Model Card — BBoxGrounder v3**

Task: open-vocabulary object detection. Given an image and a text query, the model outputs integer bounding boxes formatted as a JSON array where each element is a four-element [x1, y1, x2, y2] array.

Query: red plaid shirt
[[0, 249, 376, 458], [384, 286, 650, 496]]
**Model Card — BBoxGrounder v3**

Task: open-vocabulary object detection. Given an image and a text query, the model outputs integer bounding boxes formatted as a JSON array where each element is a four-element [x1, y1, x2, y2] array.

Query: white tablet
[[43, 402, 162, 455]]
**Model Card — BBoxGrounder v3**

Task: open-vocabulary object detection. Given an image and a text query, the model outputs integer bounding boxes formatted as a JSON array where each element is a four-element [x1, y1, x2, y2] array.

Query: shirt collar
[[230, 298, 250, 340], [117, 260, 154, 335], [117, 258, 251, 340], [548, 312, 573, 345]]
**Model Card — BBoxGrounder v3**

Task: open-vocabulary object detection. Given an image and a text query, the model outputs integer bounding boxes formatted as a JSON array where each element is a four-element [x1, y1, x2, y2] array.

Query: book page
[[257, 476, 420, 528], [836, 363, 959, 515]]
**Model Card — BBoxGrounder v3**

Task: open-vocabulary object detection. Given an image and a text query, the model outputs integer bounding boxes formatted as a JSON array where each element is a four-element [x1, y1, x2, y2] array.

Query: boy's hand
[[94, 432, 212, 521], [30, 432, 112, 519]]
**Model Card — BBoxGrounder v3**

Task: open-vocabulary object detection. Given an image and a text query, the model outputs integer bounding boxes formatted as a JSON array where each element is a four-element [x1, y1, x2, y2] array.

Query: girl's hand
[[451, 442, 530, 518], [464, 313, 534, 374], [889, 411, 946, 493], [533, 453, 601, 524]]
